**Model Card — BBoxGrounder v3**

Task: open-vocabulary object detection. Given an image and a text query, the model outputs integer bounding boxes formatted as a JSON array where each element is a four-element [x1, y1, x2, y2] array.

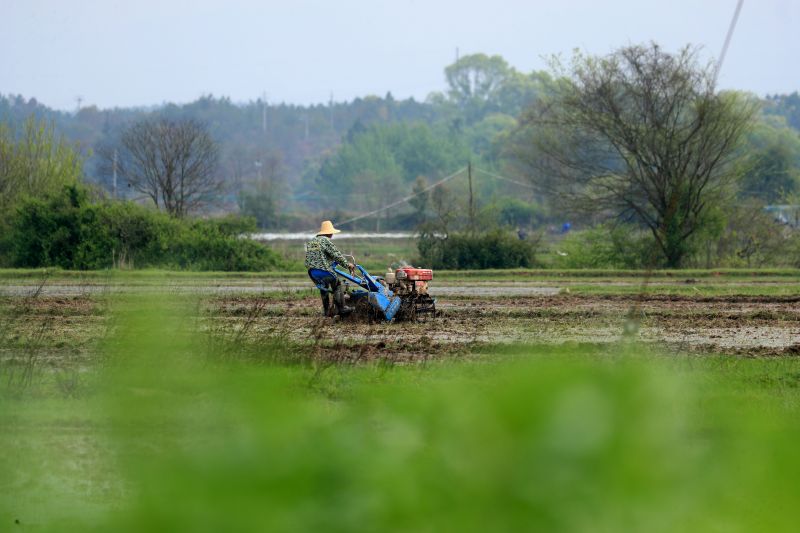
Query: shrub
[[6, 185, 282, 271], [417, 230, 538, 269], [158, 216, 281, 271], [700, 203, 799, 268], [552, 225, 656, 269]]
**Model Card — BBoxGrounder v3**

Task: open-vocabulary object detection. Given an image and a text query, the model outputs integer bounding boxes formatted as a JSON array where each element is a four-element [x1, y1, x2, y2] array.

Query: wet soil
[[214, 292, 800, 361], [0, 296, 105, 365], [2, 287, 798, 366]]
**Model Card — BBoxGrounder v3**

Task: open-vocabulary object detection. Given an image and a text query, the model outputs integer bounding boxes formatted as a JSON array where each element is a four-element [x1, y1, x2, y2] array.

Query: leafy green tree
[[237, 152, 285, 228], [740, 116, 800, 203], [314, 123, 407, 228], [408, 176, 430, 225], [444, 54, 512, 123], [316, 122, 467, 217], [440, 55, 549, 125], [468, 114, 517, 158], [494, 197, 540, 228], [495, 70, 551, 118], [764, 92, 800, 130], [430, 184, 457, 235], [0, 116, 83, 216], [238, 188, 277, 229], [712, 201, 794, 267]]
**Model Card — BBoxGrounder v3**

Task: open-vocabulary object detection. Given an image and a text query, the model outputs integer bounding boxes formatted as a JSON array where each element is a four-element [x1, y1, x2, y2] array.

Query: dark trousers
[[319, 277, 340, 316]]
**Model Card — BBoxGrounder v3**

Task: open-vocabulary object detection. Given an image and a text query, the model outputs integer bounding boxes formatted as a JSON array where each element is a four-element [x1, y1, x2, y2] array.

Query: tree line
[[2, 47, 800, 269]]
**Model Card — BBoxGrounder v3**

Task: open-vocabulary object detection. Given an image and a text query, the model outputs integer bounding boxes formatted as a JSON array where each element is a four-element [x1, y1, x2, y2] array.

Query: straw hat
[[316, 220, 341, 235]]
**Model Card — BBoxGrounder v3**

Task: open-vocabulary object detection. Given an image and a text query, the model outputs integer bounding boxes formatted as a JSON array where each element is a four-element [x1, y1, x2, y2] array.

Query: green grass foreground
[[2, 290, 800, 531]]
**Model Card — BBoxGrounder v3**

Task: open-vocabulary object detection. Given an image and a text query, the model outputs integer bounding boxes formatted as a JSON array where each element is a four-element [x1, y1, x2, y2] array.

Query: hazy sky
[[3, 0, 798, 110]]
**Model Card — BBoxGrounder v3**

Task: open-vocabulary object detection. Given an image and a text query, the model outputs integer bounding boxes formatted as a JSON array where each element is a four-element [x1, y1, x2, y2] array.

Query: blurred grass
[[3, 288, 800, 531]]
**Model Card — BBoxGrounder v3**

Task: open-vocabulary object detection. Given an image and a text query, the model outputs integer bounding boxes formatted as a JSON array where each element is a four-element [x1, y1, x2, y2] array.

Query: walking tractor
[[310, 256, 436, 322]]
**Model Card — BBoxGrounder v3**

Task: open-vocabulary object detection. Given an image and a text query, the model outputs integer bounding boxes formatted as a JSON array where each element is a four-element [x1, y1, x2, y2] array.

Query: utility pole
[[468, 161, 474, 231], [112, 148, 118, 199]]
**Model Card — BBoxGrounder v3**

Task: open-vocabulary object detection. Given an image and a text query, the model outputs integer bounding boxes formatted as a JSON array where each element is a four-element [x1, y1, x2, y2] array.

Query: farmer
[[305, 220, 355, 317]]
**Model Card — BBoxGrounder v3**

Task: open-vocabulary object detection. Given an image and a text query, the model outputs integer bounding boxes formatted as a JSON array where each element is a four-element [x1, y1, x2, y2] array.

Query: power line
[[714, 0, 745, 87], [292, 165, 536, 207], [336, 167, 466, 227], [474, 167, 536, 189]]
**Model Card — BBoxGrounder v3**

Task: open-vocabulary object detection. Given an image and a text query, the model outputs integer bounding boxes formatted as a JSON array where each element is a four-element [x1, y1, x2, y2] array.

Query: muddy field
[[5, 272, 797, 370], [214, 291, 800, 361]]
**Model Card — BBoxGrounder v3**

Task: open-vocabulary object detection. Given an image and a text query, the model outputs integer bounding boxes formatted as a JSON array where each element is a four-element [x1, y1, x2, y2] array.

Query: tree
[[512, 44, 754, 267], [237, 152, 285, 228], [445, 54, 512, 123], [409, 175, 430, 224], [712, 201, 793, 267], [742, 143, 800, 204], [315, 122, 467, 218], [0, 116, 83, 216], [765, 92, 800, 130], [495, 71, 551, 118], [739, 116, 800, 204], [430, 184, 456, 235], [105, 117, 221, 217]]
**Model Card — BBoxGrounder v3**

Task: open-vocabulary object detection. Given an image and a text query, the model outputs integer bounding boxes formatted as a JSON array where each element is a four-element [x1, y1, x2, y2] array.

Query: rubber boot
[[334, 283, 354, 316], [320, 290, 331, 317]]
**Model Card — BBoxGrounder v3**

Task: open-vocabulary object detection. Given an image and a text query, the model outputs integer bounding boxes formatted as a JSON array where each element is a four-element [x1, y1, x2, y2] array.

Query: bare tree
[[511, 44, 754, 267], [108, 117, 221, 217]]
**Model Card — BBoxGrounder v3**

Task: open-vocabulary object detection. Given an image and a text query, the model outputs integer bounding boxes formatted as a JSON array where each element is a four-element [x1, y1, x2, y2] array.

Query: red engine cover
[[397, 267, 433, 281]]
